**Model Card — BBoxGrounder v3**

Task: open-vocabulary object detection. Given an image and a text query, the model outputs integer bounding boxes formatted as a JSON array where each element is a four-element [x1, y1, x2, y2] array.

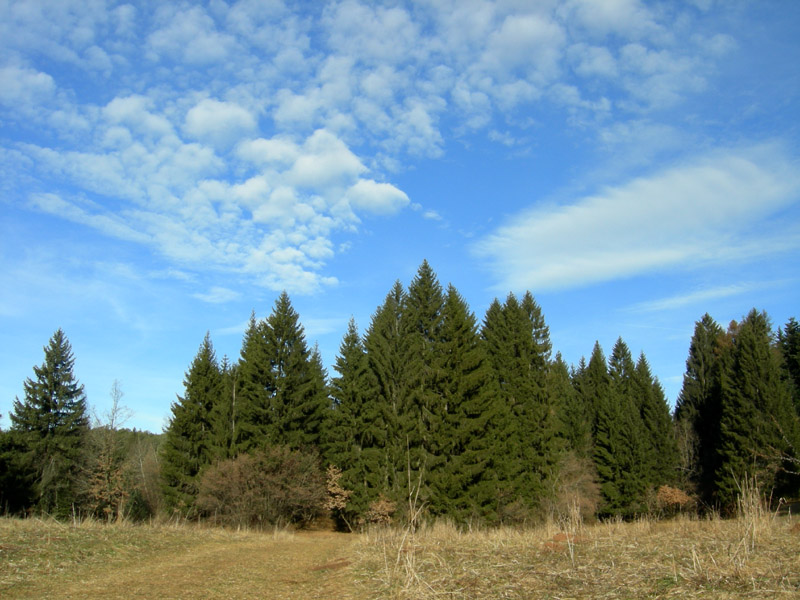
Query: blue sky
[[1, 0, 799, 433]]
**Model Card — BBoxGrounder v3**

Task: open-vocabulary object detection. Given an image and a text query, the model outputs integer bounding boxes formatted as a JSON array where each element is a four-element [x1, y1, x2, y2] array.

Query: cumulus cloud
[[147, 5, 237, 64], [474, 147, 800, 292], [287, 129, 366, 189], [0, 0, 754, 294], [184, 99, 257, 148], [0, 65, 55, 106], [345, 179, 410, 215]]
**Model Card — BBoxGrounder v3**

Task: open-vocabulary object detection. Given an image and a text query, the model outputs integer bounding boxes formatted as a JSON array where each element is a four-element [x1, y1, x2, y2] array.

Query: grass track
[[1, 519, 364, 599]]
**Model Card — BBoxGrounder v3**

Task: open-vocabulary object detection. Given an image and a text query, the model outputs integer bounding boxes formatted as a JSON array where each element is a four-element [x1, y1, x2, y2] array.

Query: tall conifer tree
[[326, 318, 383, 521], [481, 292, 561, 518], [236, 312, 272, 452], [778, 317, 800, 414], [674, 313, 725, 504], [634, 353, 679, 487], [364, 282, 408, 499], [161, 333, 223, 513], [431, 284, 494, 520], [594, 338, 649, 517], [399, 261, 445, 504], [262, 292, 329, 449], [716, 310, 800, 508], [10, 329, 89, 516], [554, 353, 592, 458]]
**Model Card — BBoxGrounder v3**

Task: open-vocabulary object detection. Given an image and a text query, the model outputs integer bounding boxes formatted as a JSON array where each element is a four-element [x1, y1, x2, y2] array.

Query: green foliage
[[236, 294, 329, 453], [716, 310, 800, 510], [363, 281, 409, 500], [10, 329, 89, 517], [0, 428, 34, 514], [430, 284, 494, 521], [161, 333, 223, 514], [556, 354, 592, 458], [778, 317, 800, 414], [325, 318, 384, 525], [593, 339, 649, 517], [674, 313, 725, 505], [634, 353, 680, 488], [398, 261, 446, 507], [481, 292, 562, 521]]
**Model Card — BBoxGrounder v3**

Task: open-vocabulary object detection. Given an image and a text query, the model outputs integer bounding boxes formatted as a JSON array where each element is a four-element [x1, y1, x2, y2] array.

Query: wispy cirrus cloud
[[474, 145, 800, 292], [193, 286, 242, 304], [627, 282, 772, 313]]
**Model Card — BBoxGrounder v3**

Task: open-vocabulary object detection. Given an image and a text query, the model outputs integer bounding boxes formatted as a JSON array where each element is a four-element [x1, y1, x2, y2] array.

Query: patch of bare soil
[[9, 530, 364, 600]]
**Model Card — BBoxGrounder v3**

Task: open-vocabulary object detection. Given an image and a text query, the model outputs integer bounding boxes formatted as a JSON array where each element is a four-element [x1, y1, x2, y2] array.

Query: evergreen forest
[[2, 261, 799, 527]]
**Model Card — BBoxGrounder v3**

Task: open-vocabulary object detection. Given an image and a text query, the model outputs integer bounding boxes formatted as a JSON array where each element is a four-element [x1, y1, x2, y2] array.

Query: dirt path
[[12, 531, 367, 600]]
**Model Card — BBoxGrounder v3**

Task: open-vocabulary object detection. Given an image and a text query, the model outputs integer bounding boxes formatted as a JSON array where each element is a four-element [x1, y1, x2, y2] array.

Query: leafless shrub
[[547, 452, 601, 523], [324, 464, 353, 531], [196, 446, 325, 528], [363, 494, 397, 526]]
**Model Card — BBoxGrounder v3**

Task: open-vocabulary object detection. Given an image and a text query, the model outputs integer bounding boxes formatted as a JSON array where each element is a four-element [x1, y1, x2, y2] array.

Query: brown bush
[[363, 494, 397, 526], [196, 446, 326, 528], [656, 485, 694, 515]]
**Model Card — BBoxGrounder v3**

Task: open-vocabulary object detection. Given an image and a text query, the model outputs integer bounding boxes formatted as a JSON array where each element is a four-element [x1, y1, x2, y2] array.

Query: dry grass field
[[355, 512, 800, 599], [1, 508, 798, 599]]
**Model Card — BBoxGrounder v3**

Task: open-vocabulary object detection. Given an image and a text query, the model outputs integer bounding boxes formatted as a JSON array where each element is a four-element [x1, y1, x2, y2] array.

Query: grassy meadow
[[1, 508, 799, 599]]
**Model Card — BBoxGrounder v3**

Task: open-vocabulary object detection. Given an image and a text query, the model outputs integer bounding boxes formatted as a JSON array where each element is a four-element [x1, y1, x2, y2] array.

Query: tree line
[[2, 261, 798, 526]]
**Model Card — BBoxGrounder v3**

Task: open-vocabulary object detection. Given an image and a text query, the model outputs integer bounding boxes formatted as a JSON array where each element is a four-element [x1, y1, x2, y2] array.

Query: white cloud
[[147, 5, 237, 64], [629, 283, 763, 313], [345, 179, 410, 215], [29, 193, 149, 244], [237, 137, 300, 166], [103, 95, 173, 139], [1, 0, 764, 297], [287, 129, 366, 189], [322, 1, 420, 65], [569, 44, 618, 78], [474, 146, 800, 292], [480, 13, 565, 84], [0, 65, 55, 106], [559, 0, 660, 40], [184, 98, 257, 148], [193, 286, 241, 304]]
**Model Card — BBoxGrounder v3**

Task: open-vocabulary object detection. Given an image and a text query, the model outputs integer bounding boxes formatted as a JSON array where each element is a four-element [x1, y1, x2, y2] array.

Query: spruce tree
[[209, 356, 239, 460], [554, 353, 592, 458], [431, 284, 495, 521], [326, 318, 384, 523], [238, 293, 329, 451], [363, 281, 408, 500], [10, 329, 89, 516], [0, 426, 32, 514], [634, 353, 679, 487], [674, 313, 725, 505], [594, 338, 649, 517], [399, 261, 445, 507], [716, 310, 800, 509], [161, 333, 223, 514], [778, 317, 800, 414], [236, 312, 272, 452], [481, 292, 561, 519]]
